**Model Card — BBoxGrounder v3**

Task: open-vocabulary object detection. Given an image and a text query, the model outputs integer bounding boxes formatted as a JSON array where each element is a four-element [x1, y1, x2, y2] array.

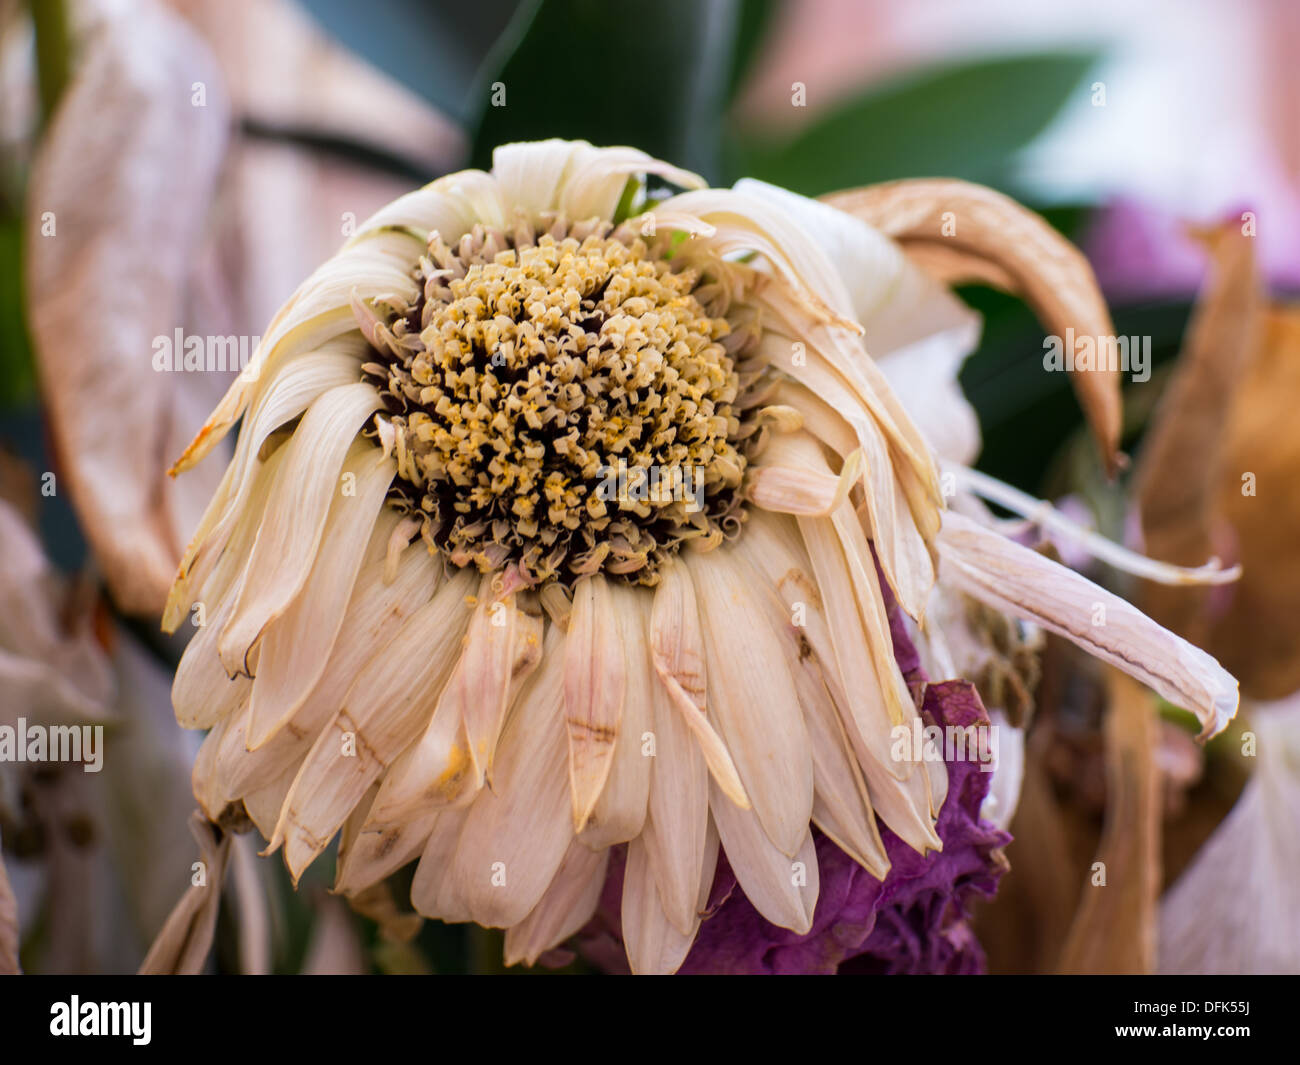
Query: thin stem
[[947, 463, 1242, 587]]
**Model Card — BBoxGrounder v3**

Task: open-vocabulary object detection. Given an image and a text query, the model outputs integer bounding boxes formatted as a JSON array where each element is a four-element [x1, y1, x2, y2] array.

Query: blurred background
[[1, 0, 1297, 974]]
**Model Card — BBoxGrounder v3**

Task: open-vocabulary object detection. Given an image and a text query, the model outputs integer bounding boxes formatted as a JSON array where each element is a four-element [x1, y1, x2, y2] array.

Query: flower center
[[361, 216, 758, 586]]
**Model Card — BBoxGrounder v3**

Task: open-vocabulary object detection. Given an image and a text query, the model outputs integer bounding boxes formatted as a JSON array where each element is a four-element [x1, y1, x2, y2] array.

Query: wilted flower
[[166, 139, 1239, 973]]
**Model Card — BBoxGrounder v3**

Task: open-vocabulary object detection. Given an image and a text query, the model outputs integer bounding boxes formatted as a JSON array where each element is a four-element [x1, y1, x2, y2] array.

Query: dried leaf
[[138, 812, 230, 974], [1136, 219, 1300, 698], [1207, 308, 1300, 697], [1058, 669, 1161, 974], [24, 3, 230, 614], [823, 179, 1122, 473], [1136, 222, 1262, 643]]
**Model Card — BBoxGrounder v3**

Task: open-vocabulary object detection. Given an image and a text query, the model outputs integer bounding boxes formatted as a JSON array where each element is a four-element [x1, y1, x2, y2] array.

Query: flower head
[[167, 139, 1239, 973]]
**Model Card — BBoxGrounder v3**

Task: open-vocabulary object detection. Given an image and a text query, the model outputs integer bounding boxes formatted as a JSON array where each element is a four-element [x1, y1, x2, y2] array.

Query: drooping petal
[[642, 638, 710, 934], [172, 233, 419, 472], [504, 840, 609, 968], [577, 582, 652, 849], [215, 528, 440, 797], [245, 446, 396, 747], [649, 558, 749, 807], [164, 344, 364, 633], [621, 830, 703, 976], [937, 510, 1239, 739], [269, 568, 476, 879], [742, 511, 939, 852], [366, 590, 544, 823], [217, 386, 383, 675], [709, 780, 820, 934], [564, 574, 627, 832], [685, 550, 813, 857], [446, 629, 573, 928]]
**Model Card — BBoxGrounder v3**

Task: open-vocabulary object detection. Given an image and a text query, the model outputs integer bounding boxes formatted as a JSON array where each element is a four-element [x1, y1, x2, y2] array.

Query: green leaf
[[469, 0, 742, 181], [725, 0, 780, 104], [295, 0, 527, 128], [0, 219, 36, 410], [728, 51, 1099, 195]]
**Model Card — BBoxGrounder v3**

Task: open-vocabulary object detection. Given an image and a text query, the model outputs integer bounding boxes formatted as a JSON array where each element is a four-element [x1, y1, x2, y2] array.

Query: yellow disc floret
[[361, 214, 760, 586]]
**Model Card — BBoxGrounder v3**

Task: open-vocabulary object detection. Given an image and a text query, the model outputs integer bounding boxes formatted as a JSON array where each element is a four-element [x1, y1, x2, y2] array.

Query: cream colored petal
[[347, 173, 496, 246], [171, 441, 289, 730], [366, 592, 543, 823], [621, 829, 703, 976], [173, 237, 418, 472], [757, 328, 935, 619], [736, 177, 980, 474], [564, 574, 627, 833], [409, 808, 473, 923], [739, 178, 979, 382], [447, 629, 573, 928], [795, 512, 914, 763], [686, 550, 813, 857], [191, 714, 234, 821], [164, 344, 364, 632], [217, 385, 382, 675], [641, 633, 710, 934], [243, 762, 298, 842], [458, 576, 543, 786], [649, 558, 749, 808], [246, 447, 395, 748], [803, 678, 891, 878], [769, 379, 857, 460], [215, 528, 439, 797], [504, 839, 609, 968], [270, 568, 475, 879], [748, 431, 864, 517], [173, 597, 250, 731], [335, 810, 438, 898], [577, 582, 652, 849], [709, 781, 819, 934], [493, 139, 595, 221], [732, 543, 888, 878], [660, 185, 943, 525], [742, 511, 939, 852], [938, 511, 1239, 739], [560, 146, 705, 221]]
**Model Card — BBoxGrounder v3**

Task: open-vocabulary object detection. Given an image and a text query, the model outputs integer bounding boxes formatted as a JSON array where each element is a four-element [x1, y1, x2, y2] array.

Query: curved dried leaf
[[1136, 222, 1262, 644], [1058, 669, 1160, 974], [138, 812, 230, 975], [24, 5, 230, 614], [824, 178, 1122, 473]]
